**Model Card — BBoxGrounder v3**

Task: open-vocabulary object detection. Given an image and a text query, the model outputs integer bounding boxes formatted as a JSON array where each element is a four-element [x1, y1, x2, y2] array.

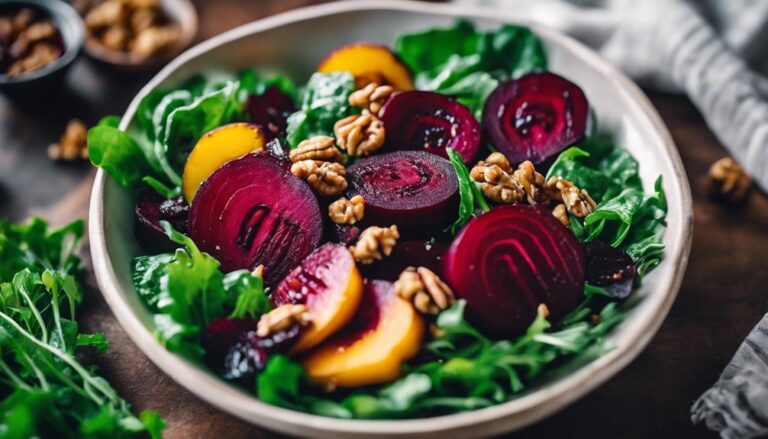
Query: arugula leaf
[[131, 222, 270, 357], [446, 148, 489, 235], [254, 299, 626, 419], [0, 218, 165, 438], [286, 72, 357, 148]]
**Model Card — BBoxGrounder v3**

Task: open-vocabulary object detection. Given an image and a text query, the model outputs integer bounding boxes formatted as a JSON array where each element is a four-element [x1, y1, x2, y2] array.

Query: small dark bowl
[[0, 0, 84, 95]]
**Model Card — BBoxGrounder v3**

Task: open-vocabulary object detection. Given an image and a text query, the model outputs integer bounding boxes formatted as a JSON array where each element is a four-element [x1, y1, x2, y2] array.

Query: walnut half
[[394, 266, 455, 315], [291, 160, 347, 196], [708, 157, 752, 204], [348, 225, 399, 264]]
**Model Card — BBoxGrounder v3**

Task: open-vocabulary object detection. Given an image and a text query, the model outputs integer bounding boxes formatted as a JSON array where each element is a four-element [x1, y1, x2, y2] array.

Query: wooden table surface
[[2, 1, 767, 437]]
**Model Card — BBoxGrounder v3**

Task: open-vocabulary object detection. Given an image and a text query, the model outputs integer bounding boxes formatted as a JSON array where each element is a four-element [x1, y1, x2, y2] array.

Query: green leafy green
[[546, 138, 667, 278], [236, 68, 298, 103], [286, 72, 358, 148], [256, 300, 625, 419], [396, 21, 547, 118], [131, 222, 270, 357], [446, 148, 489, 234], [0, 218, 164, 438], [87, 125, 153, 187]]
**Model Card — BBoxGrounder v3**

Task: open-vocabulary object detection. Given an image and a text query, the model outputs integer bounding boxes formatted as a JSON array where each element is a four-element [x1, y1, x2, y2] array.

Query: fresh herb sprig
[[0, 218, 165, 438]]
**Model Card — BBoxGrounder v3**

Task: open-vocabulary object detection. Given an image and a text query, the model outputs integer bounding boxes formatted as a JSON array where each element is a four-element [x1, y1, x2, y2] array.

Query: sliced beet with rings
[[135, 192, 189, 252], [483, 72, 589, 165], [443, 205, 585, 338], [188, 153, 323, 285], [584, 240, 637, 300], [346, 151, 458, 236], [360, 240, 448, 281], [247, 86, 295, 140], [380, 91, 481, 163]]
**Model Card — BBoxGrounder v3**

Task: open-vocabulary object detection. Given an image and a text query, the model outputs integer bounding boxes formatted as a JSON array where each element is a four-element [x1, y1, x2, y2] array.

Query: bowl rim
[[0, 0, 84, 84], [89, 1, 693, 436]]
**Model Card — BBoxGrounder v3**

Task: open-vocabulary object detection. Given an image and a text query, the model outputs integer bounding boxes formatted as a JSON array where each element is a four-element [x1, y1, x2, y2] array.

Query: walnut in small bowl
[[77, 0, 196, 69], [0, 7, 65, 77]]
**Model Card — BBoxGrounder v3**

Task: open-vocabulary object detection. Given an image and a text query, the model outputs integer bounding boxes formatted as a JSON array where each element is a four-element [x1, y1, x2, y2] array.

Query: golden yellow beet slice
[[181, 123, 265, 202], [303, 280, 424, 388], [317, 43, 414, 90]]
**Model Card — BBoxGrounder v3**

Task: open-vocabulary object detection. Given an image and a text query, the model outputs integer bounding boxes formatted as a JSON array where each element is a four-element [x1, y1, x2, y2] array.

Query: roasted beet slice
[[443, 205, 585, 338], [346, 151, 458, 236], [271, 243, 363, 353], [202, 317, 258, 374], [584, 240, 637, 300], [247, 86, 295, 140], [483, 72, 589, 165], [188, 153, 323, 285], [380, 91, 481, 163], [361, 240, 448, 281], [135, 192, 189, 251]]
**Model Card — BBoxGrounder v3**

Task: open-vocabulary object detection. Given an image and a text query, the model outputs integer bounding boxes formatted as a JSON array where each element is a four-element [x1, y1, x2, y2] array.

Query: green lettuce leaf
[[396, 21, 547, 119], [286, 72, 357, 148]]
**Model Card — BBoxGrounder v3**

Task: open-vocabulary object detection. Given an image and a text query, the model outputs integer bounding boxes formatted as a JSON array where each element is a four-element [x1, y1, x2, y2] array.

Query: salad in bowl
[[89, 19, 668, 421]]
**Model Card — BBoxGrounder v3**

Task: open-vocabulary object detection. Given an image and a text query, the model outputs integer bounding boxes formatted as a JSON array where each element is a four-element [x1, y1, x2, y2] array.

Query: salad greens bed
[[87, 21, 668, 419], [0, 218, 165, 438]]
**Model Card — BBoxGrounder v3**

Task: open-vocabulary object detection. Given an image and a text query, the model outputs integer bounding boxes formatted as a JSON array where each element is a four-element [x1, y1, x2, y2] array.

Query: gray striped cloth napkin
[[454, 0, 768, 437]]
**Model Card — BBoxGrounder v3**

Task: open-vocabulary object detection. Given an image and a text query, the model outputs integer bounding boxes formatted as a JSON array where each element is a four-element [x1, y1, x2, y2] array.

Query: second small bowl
[[82, 0, 197, 71]]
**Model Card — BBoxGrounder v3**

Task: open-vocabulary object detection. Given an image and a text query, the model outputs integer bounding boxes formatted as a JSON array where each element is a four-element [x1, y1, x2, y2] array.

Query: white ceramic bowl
[[89, 1, 693, 437]]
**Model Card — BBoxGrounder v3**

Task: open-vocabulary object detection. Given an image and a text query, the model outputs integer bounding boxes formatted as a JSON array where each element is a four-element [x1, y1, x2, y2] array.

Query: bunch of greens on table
[[85, 20, 668, 420], [0, 218, 165, 438]]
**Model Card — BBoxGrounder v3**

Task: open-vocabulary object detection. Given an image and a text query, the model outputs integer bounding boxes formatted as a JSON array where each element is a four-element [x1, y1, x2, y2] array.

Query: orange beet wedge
[[182, 123, 265, 202], [317, 43, 414, 90], [272, 244, 363, 353], [303, 280, 424, 388]]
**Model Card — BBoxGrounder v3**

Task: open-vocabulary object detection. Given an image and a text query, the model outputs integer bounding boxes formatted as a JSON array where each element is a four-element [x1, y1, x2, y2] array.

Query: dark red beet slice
[[188, 153, 323, 285], [202, 317, 257, 374], [202, 317, 300, 385], [135, 192, 189, 252], [247, 86, 295, 140], [346, 151, 458, 236], [361, 240, 448, 281], [483, 72, 589, 165], [443, 205, 585, 338], [380, 91, 481, 163], [326, 279, 388, 347], [584, 240, 636, 300]]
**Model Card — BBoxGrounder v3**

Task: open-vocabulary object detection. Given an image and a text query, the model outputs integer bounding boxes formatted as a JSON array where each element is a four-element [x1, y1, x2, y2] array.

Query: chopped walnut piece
[[545, 177, 596, 218], [130, 25, 180, 57], [394, 266, 455, 315], [256, 304, 311, 338], [349, 225, 399, 264], [291, 160, 347, 196], [512, 160, 547, 204], [708, 157, 752, 204], [538, 304, 550, 319], [348, 82, 395, 116], [101, 25, 129, 51], [289, 136, 342, 163], [328, 195, 365, 225], [8, 42, 60, 76], [470, 154, 525, 204], [333, 113, 385, 157], [84, 0, 126, 29], [48, 119, 89, 161], [552, 203, 570, 227]]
